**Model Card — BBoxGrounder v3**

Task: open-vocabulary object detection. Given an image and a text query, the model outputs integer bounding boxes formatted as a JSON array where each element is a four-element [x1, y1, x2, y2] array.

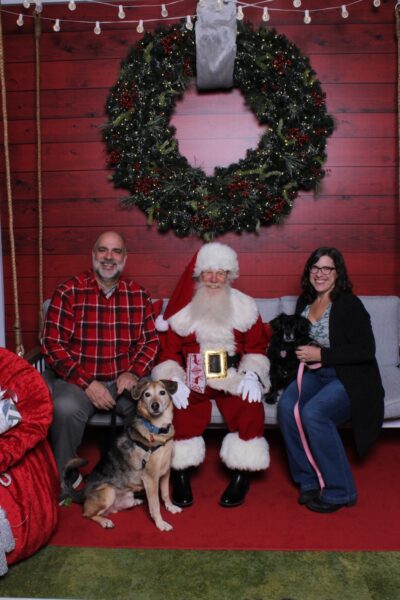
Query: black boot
[[171, 469, 193, 507], [219, 471, 250, 508]]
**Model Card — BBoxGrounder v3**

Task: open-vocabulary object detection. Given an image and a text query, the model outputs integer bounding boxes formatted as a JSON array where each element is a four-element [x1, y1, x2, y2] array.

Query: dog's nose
[[151, 402, 160, 412]]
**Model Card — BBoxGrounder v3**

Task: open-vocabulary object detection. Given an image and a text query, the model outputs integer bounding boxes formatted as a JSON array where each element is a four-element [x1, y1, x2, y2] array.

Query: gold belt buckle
[[203, 350, 228, 379]]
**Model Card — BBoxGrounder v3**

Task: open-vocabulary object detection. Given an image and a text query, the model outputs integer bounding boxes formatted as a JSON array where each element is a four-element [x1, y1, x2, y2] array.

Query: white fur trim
[[194, 243, 239, 280], [220, 432, 270, 471], [172, 436, 206, 470], [152, 360, 186, 382], [155, 314, 169, 332], [239, 353, 271, 393]]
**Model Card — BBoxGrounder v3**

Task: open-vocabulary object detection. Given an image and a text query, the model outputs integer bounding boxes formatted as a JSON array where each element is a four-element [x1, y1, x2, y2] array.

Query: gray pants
[[43, 369, 135, 477]]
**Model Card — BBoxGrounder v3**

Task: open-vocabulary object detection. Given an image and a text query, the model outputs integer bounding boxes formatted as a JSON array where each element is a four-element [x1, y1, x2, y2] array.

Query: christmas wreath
[[104, 21, 334, 240]]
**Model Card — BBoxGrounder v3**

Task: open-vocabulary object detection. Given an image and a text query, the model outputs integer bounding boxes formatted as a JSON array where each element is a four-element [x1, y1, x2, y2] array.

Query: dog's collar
[[138, 417, 172, 435]]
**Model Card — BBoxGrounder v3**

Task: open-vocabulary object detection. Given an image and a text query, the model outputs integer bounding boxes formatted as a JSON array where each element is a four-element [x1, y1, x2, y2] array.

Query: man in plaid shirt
[[42, 231, 159, 500]]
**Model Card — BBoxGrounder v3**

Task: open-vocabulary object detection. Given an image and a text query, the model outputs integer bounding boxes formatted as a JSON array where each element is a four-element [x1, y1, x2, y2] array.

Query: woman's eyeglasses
[[310, 266, 336, 275]]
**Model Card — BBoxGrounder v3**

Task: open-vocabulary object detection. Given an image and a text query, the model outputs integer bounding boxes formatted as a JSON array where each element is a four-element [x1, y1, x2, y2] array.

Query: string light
[[185, 15, 193, 30], [53, 18, 61, 31], [93, 20, 101, 34], [2, 0, 384, 32], [17, 13, 24, 26]]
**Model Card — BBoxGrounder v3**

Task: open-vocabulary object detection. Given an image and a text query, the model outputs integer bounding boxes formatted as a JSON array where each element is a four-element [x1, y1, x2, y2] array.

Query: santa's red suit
[[152, 243, 270, 475]]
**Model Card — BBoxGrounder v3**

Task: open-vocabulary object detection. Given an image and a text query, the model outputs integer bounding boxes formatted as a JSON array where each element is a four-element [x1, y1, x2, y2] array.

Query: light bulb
[[293, 0, 301, 7], [373, 0, 381, 6], [68, 0, 76, 10], [304, 9, 311, 24], [34, 0, 42, 13], [161, 4, 168, 17], [185, 15, 193, 30], [23, 0, 30, 8], [216, 0, 222, 12], [136, 20, 144, 33], [17, 13, 24, 26], [237, 6, 244, 20], [53, 18, 60, 31], [341, 4, 349, 18], [94, 21, 101, 35], [262, 7, 270, 21], [118, 5, 125, 19]]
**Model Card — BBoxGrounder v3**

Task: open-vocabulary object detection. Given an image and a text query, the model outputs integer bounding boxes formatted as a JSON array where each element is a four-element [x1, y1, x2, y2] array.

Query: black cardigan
[[296, 293, 384, 457]]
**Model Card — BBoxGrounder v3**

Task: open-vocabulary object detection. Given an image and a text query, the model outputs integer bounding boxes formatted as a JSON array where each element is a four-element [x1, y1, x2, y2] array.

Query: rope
[[34, 12, 44, 337], [396, 2, 400, 213], [0, 9, 24, 356]]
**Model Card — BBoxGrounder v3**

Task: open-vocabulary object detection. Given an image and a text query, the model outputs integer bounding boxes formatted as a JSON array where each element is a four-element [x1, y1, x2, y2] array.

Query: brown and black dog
[[64, 379, 182, 530]]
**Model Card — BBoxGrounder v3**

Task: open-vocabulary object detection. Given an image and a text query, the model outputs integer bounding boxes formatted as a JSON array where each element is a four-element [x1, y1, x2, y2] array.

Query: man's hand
[[237, 371, 263, 403], [171, 378, 190, 410], [85, 380, 115, 410], [116, 372, 138, 395]]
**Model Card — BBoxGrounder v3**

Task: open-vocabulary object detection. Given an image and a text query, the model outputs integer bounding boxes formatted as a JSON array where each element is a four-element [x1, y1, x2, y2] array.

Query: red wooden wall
[[0, 0, 398, 351]]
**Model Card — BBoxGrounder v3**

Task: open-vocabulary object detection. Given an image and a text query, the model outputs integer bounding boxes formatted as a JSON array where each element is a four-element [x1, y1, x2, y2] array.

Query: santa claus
[[152, 242, 270, 507]]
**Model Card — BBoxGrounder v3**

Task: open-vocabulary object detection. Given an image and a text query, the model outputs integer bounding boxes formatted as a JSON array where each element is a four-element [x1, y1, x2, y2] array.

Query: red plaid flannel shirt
[[41, 271, 160, 389]]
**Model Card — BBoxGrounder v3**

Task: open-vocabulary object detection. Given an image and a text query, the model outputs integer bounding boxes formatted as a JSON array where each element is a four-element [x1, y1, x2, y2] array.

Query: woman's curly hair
[[300, 247, 353, 303]]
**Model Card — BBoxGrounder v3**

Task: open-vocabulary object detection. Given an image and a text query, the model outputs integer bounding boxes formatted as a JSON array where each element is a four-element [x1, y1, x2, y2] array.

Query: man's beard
[[190, 281, 232, 326], [92, 257, 123, 284]]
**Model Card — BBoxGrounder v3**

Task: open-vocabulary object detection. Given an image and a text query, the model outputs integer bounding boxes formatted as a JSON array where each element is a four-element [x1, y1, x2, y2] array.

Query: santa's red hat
[[155, 242, 239, 331]]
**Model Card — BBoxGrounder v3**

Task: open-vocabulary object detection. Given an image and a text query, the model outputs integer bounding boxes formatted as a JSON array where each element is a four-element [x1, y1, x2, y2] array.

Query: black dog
[[265, 313, 311, 404]]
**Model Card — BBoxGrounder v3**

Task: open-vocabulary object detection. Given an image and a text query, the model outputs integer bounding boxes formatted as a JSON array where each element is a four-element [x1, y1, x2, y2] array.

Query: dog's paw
[[156, 519, 173, 532], [100, 518, 115, 529], [165, 501, 182, 514], [132, 498, 144, 507]]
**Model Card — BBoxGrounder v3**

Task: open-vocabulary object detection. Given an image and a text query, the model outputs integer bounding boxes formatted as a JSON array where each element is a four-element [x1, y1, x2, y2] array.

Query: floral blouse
[[301, 303, 332, 348]]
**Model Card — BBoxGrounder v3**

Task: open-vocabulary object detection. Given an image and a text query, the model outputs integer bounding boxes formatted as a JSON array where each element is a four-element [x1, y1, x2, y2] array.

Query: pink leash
[[294, 361, 325, 490]]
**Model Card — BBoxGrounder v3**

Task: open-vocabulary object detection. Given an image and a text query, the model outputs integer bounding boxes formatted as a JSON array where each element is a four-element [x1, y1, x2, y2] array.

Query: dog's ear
[[131, 379, 149, 400], [160, 379, 178, 396], [269, 314, 284, 333]]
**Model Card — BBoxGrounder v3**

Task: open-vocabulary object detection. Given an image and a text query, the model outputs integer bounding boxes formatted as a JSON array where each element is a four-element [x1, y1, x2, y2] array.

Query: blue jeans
[[277, 367, 357, 504]]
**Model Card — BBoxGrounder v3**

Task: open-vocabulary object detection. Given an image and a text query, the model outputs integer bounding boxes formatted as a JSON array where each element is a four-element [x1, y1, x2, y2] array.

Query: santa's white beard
[[189, 283, 236, 353]]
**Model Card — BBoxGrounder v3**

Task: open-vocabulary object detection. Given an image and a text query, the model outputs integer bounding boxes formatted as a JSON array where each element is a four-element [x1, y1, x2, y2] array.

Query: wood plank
[[4, 24, 394, 61], [5, 52, 395, 93], [2, 196, 396, 230], [1, 166, 396, 200], [0, 136, 396, 174], [1, 113, 395, 145], [3, 83, 396, 120], [2, 224, 398, 256], [3, 252, 397, 284]]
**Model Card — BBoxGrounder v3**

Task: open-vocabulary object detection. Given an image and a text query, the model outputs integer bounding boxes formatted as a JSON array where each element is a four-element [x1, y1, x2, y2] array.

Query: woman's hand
[[296, 345, 322, 363]]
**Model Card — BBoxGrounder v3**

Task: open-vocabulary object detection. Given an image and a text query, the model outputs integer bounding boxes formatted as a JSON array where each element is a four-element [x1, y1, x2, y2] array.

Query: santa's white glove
[[171, 378, 190, 410], [237, 371, 263, 403]]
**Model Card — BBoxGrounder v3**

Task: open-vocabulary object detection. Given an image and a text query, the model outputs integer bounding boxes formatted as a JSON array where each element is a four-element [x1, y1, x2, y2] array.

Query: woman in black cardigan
[[277, 247, 384, 513]]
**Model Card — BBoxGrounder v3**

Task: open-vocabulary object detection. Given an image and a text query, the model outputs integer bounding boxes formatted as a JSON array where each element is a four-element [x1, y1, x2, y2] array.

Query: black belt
[[227, 354, 241, 368]]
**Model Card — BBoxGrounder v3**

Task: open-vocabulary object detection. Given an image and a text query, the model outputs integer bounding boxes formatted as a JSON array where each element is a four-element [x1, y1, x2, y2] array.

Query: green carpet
[[2, 548, 400, 600]]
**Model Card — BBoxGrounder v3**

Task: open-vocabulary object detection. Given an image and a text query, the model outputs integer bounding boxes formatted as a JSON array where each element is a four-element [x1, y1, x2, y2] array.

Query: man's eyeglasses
[[310, 266, 336, 275]]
